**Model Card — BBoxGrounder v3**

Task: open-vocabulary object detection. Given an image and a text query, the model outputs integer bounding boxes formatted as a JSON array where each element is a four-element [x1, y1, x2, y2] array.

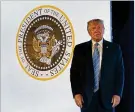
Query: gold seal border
[[16, 5, 75, 81]]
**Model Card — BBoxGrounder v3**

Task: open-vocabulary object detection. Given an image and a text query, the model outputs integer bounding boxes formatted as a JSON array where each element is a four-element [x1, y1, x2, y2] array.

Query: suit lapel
[[101, 40, 109, 77], [85, 40, 94, 75]]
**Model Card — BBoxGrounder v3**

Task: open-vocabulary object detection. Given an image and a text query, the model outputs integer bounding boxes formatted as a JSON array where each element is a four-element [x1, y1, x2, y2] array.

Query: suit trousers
[[81, 90, 115, 112]]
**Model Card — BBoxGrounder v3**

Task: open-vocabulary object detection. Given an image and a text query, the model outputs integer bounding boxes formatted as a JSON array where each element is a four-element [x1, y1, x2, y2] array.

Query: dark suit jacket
[[70, 39, 124, 110]]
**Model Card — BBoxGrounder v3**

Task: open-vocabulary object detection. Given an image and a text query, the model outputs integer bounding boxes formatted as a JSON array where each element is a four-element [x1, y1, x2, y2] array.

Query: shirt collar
[[92, 38, 103, 47]]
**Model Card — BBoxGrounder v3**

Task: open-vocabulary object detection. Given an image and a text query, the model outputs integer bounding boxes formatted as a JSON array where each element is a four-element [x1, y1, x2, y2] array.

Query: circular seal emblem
[[16, 5, 74, 81]]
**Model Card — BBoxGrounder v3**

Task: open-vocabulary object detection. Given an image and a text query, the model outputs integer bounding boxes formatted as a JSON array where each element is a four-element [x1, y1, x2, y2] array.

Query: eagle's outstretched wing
[[33, 36, 41, 52]]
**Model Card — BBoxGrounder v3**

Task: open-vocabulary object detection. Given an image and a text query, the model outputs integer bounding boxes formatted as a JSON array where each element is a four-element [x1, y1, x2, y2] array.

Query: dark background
[[111, 1, 134, 112]]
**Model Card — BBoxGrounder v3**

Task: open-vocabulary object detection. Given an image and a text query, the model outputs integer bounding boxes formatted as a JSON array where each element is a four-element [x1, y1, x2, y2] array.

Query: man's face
[[88, 22, 104, 42]]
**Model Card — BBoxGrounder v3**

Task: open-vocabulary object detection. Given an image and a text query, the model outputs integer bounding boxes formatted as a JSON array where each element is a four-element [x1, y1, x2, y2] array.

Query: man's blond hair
[[87, 19, 104, 30]]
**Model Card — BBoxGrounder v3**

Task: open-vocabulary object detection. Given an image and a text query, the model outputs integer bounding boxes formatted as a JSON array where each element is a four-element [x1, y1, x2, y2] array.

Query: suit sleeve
[[70, 45, 82, 98], [114, 45, 125, 98]]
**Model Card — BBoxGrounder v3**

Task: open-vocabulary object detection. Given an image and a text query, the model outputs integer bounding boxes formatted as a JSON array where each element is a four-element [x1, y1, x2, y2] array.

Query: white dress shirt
[[92, 39, 103, 71]]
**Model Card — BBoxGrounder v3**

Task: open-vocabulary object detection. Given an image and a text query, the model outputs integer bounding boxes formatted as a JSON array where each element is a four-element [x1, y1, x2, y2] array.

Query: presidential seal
[[16, 5, 74, 81]]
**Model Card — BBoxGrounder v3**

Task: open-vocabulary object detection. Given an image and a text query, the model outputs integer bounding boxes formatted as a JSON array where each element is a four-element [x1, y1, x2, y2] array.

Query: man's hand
[[74, 94, 84, 108], [111, 95, 120, 108]]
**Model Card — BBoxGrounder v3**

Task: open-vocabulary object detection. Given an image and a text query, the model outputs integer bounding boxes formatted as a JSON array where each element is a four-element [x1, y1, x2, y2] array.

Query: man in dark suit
[[70, 19, 124, 112]]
